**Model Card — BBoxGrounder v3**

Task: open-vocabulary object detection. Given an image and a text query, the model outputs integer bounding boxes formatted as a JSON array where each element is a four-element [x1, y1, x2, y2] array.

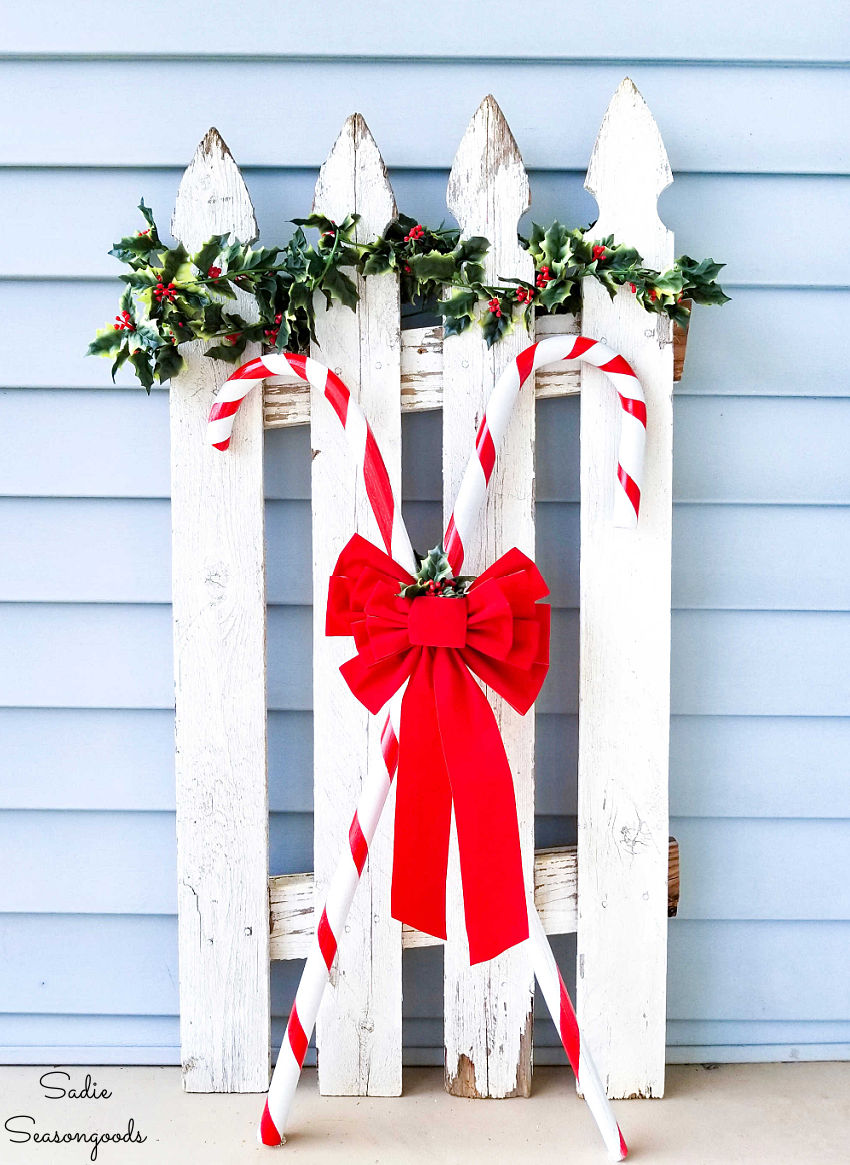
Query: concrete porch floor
[[1, 1063, 848, 1164]]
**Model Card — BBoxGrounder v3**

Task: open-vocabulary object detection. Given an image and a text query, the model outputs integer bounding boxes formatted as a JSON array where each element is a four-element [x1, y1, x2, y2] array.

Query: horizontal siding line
[[4, 165, 850, 181], [3, 54, 850, 70], [3, 275, 849, 294], [7, 911, 850, 925], [5, 495, 850, 506], [0, 708, 846, 722], [4, 708, 847, 717], [3, 808, 848, 824], [3, 601, 850, 615]]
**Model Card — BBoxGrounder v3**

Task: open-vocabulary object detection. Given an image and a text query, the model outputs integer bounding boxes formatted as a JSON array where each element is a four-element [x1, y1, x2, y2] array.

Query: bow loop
[[326, 533, 550, 964]]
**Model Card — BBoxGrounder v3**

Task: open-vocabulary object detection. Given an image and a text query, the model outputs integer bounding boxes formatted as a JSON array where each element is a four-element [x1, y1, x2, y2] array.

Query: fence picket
[[442, 96, 536, 1099], [310, 114, 403, 1097], [170, 129, 270, 1092], [577, 79, 674, 1099]]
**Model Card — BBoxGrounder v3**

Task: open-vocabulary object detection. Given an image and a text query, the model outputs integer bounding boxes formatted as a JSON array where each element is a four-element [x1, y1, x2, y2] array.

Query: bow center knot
[[407, 596, 468, 648]]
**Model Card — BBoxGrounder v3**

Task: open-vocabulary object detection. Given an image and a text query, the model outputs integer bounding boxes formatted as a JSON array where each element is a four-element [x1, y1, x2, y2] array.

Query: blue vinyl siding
[[2, 12, 849, 1066]]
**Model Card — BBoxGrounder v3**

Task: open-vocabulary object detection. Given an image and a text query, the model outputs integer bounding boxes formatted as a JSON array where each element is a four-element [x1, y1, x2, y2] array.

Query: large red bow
[[327, 533, 550, 965]]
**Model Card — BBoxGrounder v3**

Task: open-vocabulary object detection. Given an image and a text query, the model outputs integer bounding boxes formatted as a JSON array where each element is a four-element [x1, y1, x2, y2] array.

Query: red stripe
[[619, 1128, 629, 1159], [227, 357, 274, 381], [208, 397, 243, 422], [317, 908, 338, 971], [287, 1004, 309, 1067], [259, 1099, 282, 1146], [349, 813, 369, 875], [599, 353, 637, 379], [212, 439, 231, 451], [557, 971, 581, 1076], [475, 420, 496, 483], [566, 336, 599, 360], [617, 392, 647, 427], [284, 352, 309, 380], [515, 342, 538, 387], [324, 370, 350, 426], [381, 720, 399, 777], [444, 515, 463, 575], [364, 427, 395, 555], [617, 464, 641, 517]]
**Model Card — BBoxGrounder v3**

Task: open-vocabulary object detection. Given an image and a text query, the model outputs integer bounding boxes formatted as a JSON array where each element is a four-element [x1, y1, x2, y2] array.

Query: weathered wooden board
[[170, 129, 270, 1092], [577, 79, 673, 1099], [310, 114, 403, 1097], [269, 841, 680, 960], [441, 96, 536, 1099], [263, 313, 687, 428]]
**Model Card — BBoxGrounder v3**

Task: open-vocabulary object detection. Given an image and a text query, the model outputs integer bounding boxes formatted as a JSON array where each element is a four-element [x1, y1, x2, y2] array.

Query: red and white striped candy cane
[[208, 351, 415, 1145], [208, 337, 641, 1157], [439, 332, 634, 1159], [444, 333, 645, 573], [528, 909, 627, 1162], [208, 352, 416, 573]]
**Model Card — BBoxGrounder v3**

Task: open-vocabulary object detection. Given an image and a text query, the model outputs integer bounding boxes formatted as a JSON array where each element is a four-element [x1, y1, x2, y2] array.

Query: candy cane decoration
[[208, 339, 641, 1159], [528, 909, 627, 1162], [211, 353, 416, 1145], [208, 352, 416, 574], [444, 333, 645, 573]]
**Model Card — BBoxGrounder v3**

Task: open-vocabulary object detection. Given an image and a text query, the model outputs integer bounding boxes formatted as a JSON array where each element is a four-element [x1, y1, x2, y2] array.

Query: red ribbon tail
[[433, 649, 528, 964], [392, 653, 451, 942]]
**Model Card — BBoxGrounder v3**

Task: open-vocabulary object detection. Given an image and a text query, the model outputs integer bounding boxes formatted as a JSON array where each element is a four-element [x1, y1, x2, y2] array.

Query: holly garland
[[87, 201, 729, 392]]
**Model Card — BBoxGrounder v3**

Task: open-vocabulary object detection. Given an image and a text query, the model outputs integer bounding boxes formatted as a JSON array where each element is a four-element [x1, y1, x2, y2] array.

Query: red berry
[[629, 283, 637, 294]]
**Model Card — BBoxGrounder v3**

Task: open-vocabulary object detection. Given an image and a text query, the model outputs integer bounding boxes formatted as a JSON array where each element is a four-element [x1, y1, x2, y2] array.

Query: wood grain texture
[[310, 114, 403, 1097], [577, 79, 673, 1099], [263, 314, 688, 429], [441, 96, 535, 1099], [269, 841, 680, 960], [170, 129, 270, 1092]]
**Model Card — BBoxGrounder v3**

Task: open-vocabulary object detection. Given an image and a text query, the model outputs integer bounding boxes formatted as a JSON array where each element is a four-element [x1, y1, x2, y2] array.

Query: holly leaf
[[154, 343, 185, 383], [409, 250, 458, 282], [458, 235, 489, 264], [361, 249, 394, 276], [205, 337, 247, 362], [129, 348, 155, 394], [193, 236, 226, 274], [480, 309, 512, 348], [688, 282, 731, 306], [442, 312, 475, 339], [416, 545, 454, 583], [159, 244, 193, 286], [538, 279, 578, 312], [205, 277, 237, 300], [110, 346, 130, 381], [87, 327, 124, 357], [319, 265, 358, 311], [541, 221, 574, 268]]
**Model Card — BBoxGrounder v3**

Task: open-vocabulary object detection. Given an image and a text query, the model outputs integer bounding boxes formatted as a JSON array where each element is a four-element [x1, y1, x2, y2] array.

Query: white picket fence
[[170, 79, 677, 1102]]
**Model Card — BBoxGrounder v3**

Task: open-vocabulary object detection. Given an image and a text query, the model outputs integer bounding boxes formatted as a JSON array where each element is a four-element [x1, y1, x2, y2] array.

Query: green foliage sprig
[[398, 544, 473, 599], [88, 202, 729, 392]]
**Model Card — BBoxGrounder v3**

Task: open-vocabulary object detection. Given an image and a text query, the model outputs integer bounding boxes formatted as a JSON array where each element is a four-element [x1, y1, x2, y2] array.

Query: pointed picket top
[[172, 127, 257, 251], [585, 79, 672, 268], [447, 94, 530, 245], [313, 113, 396, 237]]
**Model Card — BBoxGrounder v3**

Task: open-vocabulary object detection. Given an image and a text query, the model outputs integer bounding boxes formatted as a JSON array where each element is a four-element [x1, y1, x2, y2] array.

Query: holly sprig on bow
[[398, 545, 474, 599], [88, 202, 728, 392]]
